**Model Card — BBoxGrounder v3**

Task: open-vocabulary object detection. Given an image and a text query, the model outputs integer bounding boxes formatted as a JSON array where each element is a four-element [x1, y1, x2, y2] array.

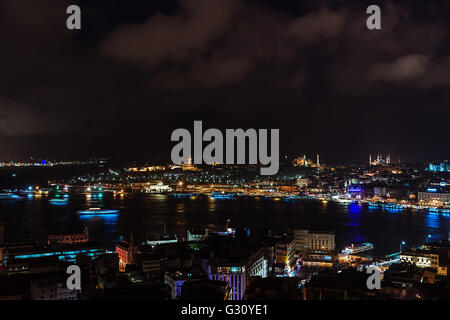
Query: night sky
[[0, 0, 449, 164]]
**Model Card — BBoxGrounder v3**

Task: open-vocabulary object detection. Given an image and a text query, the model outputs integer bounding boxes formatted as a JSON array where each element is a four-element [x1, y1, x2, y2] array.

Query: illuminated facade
[[205, 263, 246, 300], [293, 154, 321, 168], [296, 178, 311, 188], [308, 232, 335, 251], [369, 154, 391, 166], [400, 250, 447, 276], [48, 227, 89, 245], [275, 243, 287, 265], [116, 239, 137, 270], [127, 166, 166, 172], [427, 162, 450, 172], [145, 183, 173, 193], [187, 229, 207, 242], [246, 248, 269, 278], [294, 229, 335, 253], [294, 229, 336, 268], [164, 268, 204, 299], [418, 187, 450, 203]]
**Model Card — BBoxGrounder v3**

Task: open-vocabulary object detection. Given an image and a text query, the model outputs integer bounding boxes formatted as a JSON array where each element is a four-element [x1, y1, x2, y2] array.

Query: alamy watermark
[[65, 4, 381, 31], [366, 266, 381, 290], [170, 121, 279, 175], [366, 5, 381, 30], [66, 5, 81, 30], [66, 264, 81, 290]]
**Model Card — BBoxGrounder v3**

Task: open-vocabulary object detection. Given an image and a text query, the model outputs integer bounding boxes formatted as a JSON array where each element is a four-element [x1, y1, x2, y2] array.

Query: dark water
[[0, 193, 449, 256]]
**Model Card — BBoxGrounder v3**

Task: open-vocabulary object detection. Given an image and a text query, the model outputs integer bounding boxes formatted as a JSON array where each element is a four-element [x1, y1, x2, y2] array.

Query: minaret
[[369, 154, 372, 166], [316, 154, 320, 166], [387, 154, 391, 164]]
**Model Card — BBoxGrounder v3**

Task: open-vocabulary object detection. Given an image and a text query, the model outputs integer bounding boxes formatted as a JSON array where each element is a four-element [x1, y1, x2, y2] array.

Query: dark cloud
[[287, 7, 346, 43], [100, 0, 240, 67], [0, 0, 72, 53], [0, 0, 449, 162], [148, 56, 251, 89], [0, 98, 42, 135], [370, 54, 430, 82]]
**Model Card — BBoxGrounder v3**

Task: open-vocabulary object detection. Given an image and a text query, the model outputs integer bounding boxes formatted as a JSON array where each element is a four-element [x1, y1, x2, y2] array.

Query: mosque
[[369, 154, 391, 166]]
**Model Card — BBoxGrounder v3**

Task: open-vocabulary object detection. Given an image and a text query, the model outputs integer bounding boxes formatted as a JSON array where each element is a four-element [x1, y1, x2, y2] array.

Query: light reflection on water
[[0, 193, 448, 254], [425, 214, 441, 229], [208, 198, 216, 212]]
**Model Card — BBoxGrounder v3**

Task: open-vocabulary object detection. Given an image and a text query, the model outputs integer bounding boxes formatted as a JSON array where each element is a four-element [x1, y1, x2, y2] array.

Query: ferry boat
[[78, 207, 119, 215], [331, 196, 352, 204], [0, 192, 23, 200], [342, 242, 374, 255], [171, 192, 196, 199], [367, 202, 404, 210], [283, 195, 305, 202], [49, 198, 68, 205], [210, 192, 238, 199]]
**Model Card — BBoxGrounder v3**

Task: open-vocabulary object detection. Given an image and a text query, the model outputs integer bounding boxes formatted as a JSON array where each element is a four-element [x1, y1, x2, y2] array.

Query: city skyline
[[0, 0, 449, 304], [0, 153, 447, 166]]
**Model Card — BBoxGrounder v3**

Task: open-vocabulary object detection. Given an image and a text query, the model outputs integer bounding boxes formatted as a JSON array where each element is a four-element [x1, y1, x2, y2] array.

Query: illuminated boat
[[335, 198, 352, 204], [210, 192, 238, 199], [171, 193, 195, 199], [49, 198, 68, 205], [283, 195, 304, 202], [78, 207, 119, 215], [0, 193, 22, 200], [342, 242, 374, 255]]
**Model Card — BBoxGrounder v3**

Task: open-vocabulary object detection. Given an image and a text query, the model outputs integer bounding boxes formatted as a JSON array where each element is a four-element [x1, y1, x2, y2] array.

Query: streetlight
[[427, 234, 432, 243], [400, 241, 406, 254]]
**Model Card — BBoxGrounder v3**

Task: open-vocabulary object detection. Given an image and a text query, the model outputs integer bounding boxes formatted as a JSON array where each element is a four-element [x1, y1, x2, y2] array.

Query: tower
[[387, 154, 391, 164], [369, 154, 372, 165], [316, 154, 320, 166]]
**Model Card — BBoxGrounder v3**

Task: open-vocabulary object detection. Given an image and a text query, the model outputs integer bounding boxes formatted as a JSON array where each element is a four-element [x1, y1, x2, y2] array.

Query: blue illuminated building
[[348, 186, 362, 193], [1, 243, 108, 266], [427, 162, 450, 172]]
